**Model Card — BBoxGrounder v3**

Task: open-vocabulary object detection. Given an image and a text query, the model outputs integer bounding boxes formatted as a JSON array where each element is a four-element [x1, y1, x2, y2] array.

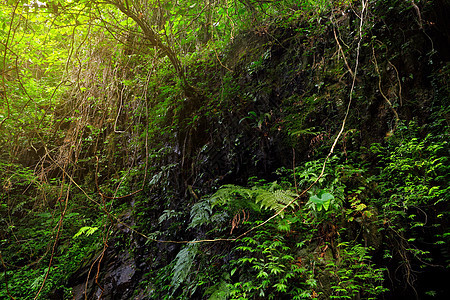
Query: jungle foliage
[[0, 0, 449, 299]]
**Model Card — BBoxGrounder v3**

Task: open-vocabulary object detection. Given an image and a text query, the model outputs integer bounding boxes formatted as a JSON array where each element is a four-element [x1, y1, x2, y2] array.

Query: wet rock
[[70, 246, 138, 300]]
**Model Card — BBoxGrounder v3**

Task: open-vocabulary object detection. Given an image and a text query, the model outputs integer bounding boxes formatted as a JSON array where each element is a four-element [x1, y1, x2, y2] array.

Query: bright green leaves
[[371, 123, 450, 208], [327, 243, 387, 298], [187, 182, 298, 232], [0, 0, 75, 143], [255, 187, 298, 216], [229, 231, 310, 299], [307, 190, 334, 212], [73, 226, 98, 238], [209, 182, 298, 217]]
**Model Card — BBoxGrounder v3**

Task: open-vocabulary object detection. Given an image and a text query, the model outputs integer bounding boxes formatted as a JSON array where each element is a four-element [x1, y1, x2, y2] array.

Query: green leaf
[[171, 244, 199, 293], [73, 226, 98, 238], [308, 190, 334, 211]]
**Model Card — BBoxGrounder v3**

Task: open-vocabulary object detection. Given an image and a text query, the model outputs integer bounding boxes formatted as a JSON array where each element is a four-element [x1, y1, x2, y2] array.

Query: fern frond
[[188, 200, 212, 229], [210, 184, 248, 206], [209, 182, 298, 217], [255, 188, 298, 217], [158, 209, 183, 224], [171, 244, 199, 294], [190, 183, 297, 232], [73, 226, 98, 239], [210, 184, 258, 211]]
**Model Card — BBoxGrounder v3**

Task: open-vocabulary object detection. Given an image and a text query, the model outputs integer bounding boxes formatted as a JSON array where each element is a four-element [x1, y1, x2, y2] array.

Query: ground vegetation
[[0, 0, 449, 299]]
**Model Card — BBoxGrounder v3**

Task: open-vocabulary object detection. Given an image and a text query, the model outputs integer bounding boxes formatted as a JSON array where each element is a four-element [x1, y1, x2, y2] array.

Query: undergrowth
[[1, 1, 448, 299]]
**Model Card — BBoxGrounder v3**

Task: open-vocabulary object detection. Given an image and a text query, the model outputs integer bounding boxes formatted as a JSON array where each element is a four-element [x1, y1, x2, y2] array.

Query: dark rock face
[[71, 249, 137, 300], [97, 251, 136, 299]]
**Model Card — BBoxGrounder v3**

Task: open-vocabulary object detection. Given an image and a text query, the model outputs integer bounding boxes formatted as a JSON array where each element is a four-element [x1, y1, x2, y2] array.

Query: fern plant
[[254, 184, 299, 216], [188, 182, 299, 230], [170, 244, 199, 296], [211, 182, 299, 216]]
